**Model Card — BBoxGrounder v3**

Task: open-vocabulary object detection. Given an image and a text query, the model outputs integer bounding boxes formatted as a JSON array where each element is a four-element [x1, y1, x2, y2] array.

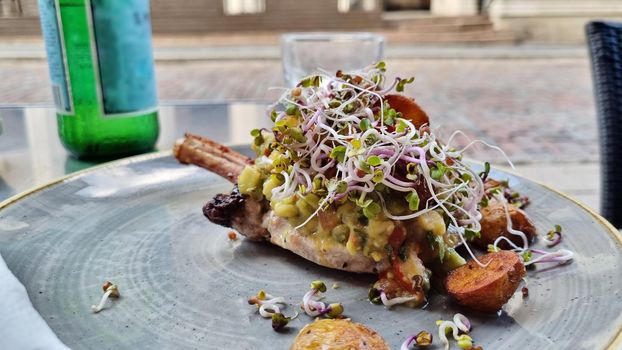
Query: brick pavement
[[0, 57, 596, 165], [0, 57, 601, 209]]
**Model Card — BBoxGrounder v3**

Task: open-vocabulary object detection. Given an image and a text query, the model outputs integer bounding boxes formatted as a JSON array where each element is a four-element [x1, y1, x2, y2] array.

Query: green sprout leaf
[[363, 202, 381, 219], [284, 127, 306, 143], [479, 161, 491, 180], [285, 104, 297, 116], [272, 155, 290, 172], [430, 162, 447, 180], [251, 128, 264, 146], [384, 108, 397, 126], [488, 186, 502, 196], [487, 244, 500, 253], [406, 163, 419, 181], [548, 224, 563, 238], [310, 280, 327, 293], [375, 61, 386, 72], [372, 169, 384, 183], [358, 160, 371, 174], [327, 180, 348, 194], [368, 287, 382, 304], [356, 198, 373, 208], [271, 313, 291, 331], [375, 183, 387, 192], [299, 75, 321, 87], [429, 234, 446, 263], [329, 146, 347, 163], [406, 191, 420, 211], [328, 99, 341, 108], [396, 119, 408, 133], [479, 196, 489, 208], [351, 139, 361, 149], [360, 118, 372, 131], [396, 77, 415, 92], [325, 303, 344, 318], [464, 229, 481, 240], [460, 172, 472, 182], [336, 181, 348, 193], [367, 155, 382, 167]]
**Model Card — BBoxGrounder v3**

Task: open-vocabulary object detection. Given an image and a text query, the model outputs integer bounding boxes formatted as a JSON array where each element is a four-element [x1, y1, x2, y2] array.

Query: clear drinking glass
[[280, 32, 385, 86]]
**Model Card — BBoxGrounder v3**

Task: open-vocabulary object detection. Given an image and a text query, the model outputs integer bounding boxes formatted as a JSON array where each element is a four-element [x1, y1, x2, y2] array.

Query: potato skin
[[445, 250, 526, 313], [474, 202, 537, 249], [290, 319, 389, 350]]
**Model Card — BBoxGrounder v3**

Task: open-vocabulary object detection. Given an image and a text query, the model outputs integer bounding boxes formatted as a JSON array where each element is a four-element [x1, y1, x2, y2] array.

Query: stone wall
[[0, 0, 384, 36], [151, 0, 383, 33], [489, 0, 622, 43]]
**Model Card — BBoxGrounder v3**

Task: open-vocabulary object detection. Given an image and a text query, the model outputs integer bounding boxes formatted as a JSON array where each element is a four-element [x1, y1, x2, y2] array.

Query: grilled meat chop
[[177, 137, 388, 274]]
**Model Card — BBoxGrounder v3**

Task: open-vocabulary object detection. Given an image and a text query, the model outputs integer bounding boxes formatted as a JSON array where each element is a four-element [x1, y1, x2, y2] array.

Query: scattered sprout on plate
[[544, 224, 563, 247], [248, 289, 287, 317], [401, 330, 433, 349], [379, 290, 417, 308], [488, 193, 573, 268], [367, 286, 418, 308], [91, 281, 119, 313], [301, 280, 344, 318], [436, 313, 477, 350], [248, 290, 298, 331], [456, 334, 473, 349], [453, 313, 471, 333], [271, 312, 292, 331]]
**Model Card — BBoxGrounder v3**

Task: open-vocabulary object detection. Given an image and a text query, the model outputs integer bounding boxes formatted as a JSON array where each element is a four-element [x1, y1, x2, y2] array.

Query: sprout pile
[[242, 62, 575, 316], [251, 62, 499, 261]]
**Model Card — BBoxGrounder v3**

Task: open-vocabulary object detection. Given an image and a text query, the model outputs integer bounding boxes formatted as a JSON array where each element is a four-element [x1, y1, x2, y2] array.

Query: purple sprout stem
[[400, 335, 417, 350], [385, 174, 416, 188]]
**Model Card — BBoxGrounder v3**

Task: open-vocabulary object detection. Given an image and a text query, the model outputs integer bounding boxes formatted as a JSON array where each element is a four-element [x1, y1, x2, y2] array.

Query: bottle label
[[89, 0, 158, 116], [39, 0, 72, 113], [40, 0, 157, 117]]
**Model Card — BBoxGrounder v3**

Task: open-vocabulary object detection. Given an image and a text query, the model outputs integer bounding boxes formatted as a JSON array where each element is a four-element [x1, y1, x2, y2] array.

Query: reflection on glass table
[[0, 102, 271, 201]]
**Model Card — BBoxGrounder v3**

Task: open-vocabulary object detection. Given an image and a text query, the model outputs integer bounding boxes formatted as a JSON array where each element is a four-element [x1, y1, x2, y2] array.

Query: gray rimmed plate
[[0, 151, 621, 350]]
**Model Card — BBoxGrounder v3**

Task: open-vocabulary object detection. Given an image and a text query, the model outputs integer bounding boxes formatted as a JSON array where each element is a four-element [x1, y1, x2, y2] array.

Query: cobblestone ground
[[0, 58, 596, 165]]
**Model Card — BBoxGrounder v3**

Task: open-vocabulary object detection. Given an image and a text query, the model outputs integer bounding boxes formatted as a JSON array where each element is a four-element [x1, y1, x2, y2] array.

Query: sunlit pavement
[[0, 50, 599, 211]]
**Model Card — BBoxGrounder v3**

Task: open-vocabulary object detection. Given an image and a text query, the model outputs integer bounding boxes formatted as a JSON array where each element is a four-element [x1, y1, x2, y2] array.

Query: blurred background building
[[1, 0, 621, 43]]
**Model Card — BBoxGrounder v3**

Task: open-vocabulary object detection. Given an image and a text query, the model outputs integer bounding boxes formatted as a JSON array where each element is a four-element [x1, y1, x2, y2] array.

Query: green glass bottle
[[39, 0, 159, 158]]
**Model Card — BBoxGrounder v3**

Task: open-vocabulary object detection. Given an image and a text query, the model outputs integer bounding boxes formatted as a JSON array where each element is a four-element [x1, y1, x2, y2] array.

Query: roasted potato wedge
[[474, 202, 537, 249], [291, 319, 389, 350], [445, 250, 525, 312], [384, 94, 429, 128]]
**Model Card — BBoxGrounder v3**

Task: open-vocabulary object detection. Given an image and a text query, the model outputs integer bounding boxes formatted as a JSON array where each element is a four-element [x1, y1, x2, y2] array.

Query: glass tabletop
[[0, 102, 272, 201]]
